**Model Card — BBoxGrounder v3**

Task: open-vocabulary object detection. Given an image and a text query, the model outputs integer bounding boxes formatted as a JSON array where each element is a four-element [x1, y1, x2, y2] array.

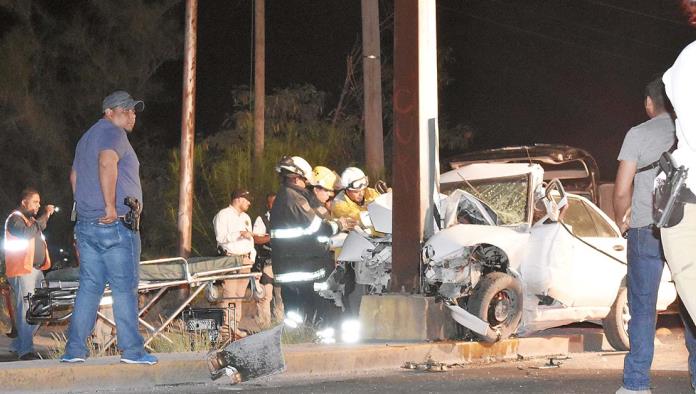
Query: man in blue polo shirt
[[61, 90, 156, 365]]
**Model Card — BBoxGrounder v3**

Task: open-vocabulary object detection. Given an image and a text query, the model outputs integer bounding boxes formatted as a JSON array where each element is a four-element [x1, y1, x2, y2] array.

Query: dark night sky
[[150, 0, 696, 181]]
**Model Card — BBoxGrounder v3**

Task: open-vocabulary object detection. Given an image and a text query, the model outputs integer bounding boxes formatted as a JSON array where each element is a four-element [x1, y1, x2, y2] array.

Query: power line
[[439, 5, 664, 67], [487, 0, 675, 53], [579, 0, 685, 26]]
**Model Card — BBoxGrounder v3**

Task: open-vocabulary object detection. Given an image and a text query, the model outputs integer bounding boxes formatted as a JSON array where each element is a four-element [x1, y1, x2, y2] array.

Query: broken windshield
[[441, 174, 529, 225]]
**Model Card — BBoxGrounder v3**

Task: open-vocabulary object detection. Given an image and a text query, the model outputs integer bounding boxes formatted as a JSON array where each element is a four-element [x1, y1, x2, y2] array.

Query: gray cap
[[102, 90, 145, 112]]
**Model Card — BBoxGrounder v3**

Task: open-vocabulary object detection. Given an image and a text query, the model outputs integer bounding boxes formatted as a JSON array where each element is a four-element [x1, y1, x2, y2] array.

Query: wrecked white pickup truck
[[317, 163, 677, 350]]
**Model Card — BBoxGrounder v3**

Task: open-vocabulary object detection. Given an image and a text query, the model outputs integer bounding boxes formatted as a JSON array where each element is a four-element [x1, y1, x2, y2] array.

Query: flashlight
[[54, 206, 61, 212]]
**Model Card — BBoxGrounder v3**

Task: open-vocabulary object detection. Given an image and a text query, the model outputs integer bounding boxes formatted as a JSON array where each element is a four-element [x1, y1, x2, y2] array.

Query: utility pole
[[253, 0, 265, 166], [391, 0, 439, 292], [177, 0, 198, 258], [361, 0, 384, 178]]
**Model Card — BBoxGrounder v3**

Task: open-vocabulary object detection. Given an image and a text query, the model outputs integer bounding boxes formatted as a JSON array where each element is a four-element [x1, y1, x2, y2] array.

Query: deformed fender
[[337, 230, 375, 262], [446, 303, 500, 342], [424, 224, 528, 268]]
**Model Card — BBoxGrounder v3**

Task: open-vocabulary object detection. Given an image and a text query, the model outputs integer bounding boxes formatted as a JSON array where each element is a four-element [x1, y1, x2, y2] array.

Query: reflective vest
[[3, 211, 50, 277]]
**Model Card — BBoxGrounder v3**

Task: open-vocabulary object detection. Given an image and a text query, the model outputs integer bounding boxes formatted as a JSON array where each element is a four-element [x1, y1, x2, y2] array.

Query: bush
[[145, 85, 363, 258]]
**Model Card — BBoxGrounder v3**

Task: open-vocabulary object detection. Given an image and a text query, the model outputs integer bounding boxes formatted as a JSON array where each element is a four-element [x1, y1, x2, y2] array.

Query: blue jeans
[[64, 220, 145, 359], [623, 226, 696, 390], [8, 268, 44, 357]]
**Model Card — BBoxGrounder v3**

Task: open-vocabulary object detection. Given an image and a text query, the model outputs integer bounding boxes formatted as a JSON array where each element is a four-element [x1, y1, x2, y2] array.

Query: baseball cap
[[102, 90, 145, 112], [231, 189, 251, 201]]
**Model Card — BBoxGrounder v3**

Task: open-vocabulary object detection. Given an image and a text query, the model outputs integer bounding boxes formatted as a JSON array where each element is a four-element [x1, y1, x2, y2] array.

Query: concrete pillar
[[391, 0, 439, 292]]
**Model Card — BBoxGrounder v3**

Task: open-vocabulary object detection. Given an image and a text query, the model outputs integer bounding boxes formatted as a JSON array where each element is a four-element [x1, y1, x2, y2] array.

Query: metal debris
[[207, 324, 285, 383], [401, 357, 465, 373], [529, 356, 571, 369]]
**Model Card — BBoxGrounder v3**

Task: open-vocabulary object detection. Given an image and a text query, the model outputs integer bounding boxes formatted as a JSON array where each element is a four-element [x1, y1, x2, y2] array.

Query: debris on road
[[207, 324, 285, 384], [529, 356, 571, 369], [401, 356, 466, 373]]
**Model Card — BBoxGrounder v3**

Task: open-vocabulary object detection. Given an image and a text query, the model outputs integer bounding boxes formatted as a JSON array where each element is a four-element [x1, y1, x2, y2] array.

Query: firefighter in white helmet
[[270, 156, 355, 325], [332, 167, 381, 222]]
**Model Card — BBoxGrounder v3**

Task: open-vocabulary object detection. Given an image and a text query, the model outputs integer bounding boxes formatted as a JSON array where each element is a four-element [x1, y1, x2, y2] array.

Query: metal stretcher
[[26, 256, 260, 352]]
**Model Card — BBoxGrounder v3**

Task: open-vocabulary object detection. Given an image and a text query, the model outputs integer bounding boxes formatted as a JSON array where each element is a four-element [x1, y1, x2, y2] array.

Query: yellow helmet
[[312, 166, 340, 191]]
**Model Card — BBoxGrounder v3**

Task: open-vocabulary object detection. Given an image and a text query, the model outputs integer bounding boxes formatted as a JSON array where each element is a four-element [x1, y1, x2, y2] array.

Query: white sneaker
[[616, 386, 651, 394]]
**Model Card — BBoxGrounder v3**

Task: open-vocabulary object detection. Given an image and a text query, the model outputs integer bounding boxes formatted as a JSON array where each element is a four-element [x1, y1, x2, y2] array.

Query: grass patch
[[148, 320, 216, 353], [281, 318, 319, 345], [46, 331, 120, 359], [44, 316, 319, 359], [45, 319, 218, 358]]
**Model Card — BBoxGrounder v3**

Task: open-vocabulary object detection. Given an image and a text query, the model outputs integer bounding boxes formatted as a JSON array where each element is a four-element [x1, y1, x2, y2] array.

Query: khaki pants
[[662, 203, 696, 321], [254, 264, 275, 327], [272, 284, 284, 322], [217, 263, 251, 336]]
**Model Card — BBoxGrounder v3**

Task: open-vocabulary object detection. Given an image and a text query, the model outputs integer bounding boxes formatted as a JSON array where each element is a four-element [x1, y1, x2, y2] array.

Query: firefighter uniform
[[331, 187, 381, 222], [270, 182, 341, 324]]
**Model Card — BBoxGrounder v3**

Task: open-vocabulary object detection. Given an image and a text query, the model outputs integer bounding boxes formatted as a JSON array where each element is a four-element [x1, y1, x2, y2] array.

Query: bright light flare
[[316, 327, 336, 344], [341, 319, 361, 343], [284, 319, 298, 328], [284, 310, 304, 328]]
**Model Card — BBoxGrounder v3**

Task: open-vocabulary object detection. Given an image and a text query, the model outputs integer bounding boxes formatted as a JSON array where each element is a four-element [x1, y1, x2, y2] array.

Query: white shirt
[[664, 40, 696, 191], [213, 205, 256, 260], [252, 211, 270, 236]]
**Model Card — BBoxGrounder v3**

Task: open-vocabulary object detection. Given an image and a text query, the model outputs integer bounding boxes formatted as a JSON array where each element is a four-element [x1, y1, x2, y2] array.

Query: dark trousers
[[280, 282, 339, 327]]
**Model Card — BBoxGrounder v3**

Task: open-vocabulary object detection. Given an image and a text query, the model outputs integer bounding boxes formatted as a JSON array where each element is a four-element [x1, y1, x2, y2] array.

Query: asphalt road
[[21, 314, 696, 393], [87, 364, 693, 394]]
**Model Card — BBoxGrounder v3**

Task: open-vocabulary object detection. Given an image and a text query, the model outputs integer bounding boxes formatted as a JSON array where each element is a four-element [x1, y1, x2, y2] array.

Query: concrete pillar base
[[359, 294, 458, 341]]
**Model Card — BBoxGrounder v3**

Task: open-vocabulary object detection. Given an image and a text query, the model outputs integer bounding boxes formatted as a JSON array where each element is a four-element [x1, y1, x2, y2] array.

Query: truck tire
[[467, 272, 523, 342], [603, 286, 630, 351]]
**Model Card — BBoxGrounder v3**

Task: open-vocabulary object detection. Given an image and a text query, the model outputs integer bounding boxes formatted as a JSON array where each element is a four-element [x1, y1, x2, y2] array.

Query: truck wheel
[[467, 272, 523, 342], [603, 286, 630, 351]]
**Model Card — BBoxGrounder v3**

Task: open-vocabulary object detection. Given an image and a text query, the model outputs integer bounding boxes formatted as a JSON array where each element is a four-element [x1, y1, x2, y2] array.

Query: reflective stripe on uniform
[[271, 216, 323, 239], [3, 238, 29, 251], [274, 268, 326, 283], [3, 211, 29, 252]]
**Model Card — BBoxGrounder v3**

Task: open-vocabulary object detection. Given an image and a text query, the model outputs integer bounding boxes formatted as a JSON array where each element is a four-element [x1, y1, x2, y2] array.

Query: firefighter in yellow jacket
[[3, 187, 54, 360], [331, 167, 380, 222]]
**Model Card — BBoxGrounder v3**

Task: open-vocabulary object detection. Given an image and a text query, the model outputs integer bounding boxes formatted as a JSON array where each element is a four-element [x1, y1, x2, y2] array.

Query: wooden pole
[[177, 0, 198, 258], [253, 0, 265, 165], [361, 0, 384, 178]]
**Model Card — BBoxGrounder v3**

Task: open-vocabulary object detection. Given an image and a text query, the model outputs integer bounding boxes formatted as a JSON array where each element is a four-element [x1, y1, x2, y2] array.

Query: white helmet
[[276, 156, 313, 183], [340, 167, 368, 190]]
